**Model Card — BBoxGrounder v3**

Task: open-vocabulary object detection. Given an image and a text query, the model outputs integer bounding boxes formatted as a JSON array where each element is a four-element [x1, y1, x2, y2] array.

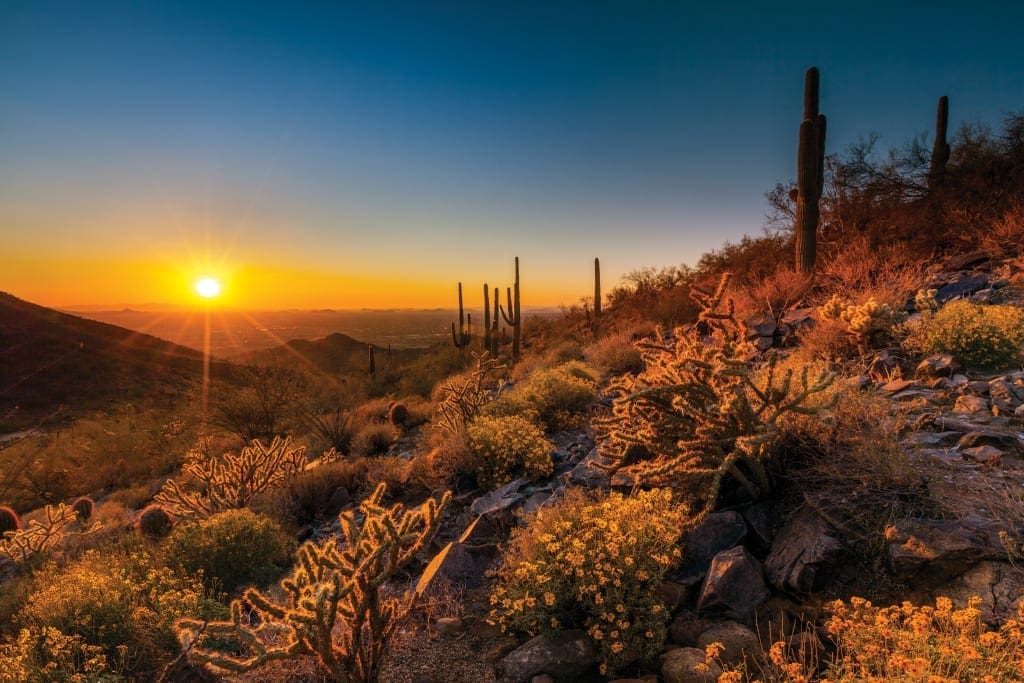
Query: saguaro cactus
[[483, 284, 492, 356], [499, 257, 522, 362], [929, 95, 950, 188], [593, 257, 602, 333], [451, 282, 471, 349], [795, 66, 827, 273], [368, 344, 376, 377]]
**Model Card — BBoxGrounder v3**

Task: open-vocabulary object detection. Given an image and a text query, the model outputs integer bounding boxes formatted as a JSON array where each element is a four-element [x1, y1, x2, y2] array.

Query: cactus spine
[[451, 282, 471, 349], [0, 505, 20, 534], [795, 66, 826, 273], [499, 257, 522, 362], [593, 257, 602, 333], [929, 95, 950, 188]]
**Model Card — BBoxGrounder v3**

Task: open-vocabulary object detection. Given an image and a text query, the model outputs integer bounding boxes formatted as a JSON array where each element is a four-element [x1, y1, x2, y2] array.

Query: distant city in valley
[[64, 306, 563, 357]]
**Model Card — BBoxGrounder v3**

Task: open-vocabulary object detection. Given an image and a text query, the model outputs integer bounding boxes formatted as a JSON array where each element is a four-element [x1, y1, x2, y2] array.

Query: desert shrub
[[138, 504, 173, 538], [178, 484, 450, 683], [253, 458, 369, 528], [489, 488, 686, 676], [918, 300, 1024, 369], [15, 549, 226, 679], [0, 626, 111, 682], [466, 415, 554, 489], [596, 274, 834, 515], [154, 436, 307, 519], [478, 390, 540, 423], [163, 509, 293, 595], [730, 267, 813, 322], [363, 456, 415, 499], [770, 596, 1024, 682], [351, 422, 398, 457], [209, 363, 306, 442], [585, 333, 645, 376], [426, 433, 479, 490], [513, 362, 599, 432], [979, 201, 1024, 258]]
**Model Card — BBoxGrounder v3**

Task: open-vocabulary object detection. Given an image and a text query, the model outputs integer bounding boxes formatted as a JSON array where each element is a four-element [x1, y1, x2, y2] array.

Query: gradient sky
[[2, 1, 1022, 309]]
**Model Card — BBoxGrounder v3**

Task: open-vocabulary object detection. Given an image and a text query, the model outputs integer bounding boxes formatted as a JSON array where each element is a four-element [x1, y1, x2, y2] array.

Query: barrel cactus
[[71, 496, 94, 522], [0, 506, 20, 534], [139, 504, 173, 538]]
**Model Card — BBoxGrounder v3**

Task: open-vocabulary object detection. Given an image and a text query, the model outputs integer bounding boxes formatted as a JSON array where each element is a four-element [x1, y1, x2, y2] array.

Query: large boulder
[[414, 541, 487, 595], [764, 507, 843, 596], [675, 511, 748, 586], [566, 448, 611, 490], [885, 518, 1012, 582], [697, 547, 769, 622], [916, 354, 962, 379], [660, 647, 723, 683], [500, 630, 600, 682]]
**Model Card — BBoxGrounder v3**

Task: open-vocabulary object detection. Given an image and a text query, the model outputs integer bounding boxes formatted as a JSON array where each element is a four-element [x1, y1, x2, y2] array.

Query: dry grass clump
[[585, 333, 645, 376], [767, 596, 1024, 682], [978, 202, 1024, 258], [730, 267, 814, 322], [819, 236, 925, 309], [252, 457, 369, 528], [351, 422, 399, 457], [489, 488, 686, 676]]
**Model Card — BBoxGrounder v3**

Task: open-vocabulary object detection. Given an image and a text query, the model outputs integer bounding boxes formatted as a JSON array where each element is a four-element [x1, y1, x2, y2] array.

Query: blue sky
[[1, 1, 1022, 307]]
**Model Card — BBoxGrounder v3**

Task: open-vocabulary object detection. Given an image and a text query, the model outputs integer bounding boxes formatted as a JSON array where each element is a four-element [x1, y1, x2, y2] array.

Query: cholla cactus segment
[[915, 288, 939, 314], [177, 484, 451, 683], [838, 297, 906, 337], [0, 503, 99, 564], [594, 273, 834, 515], [155, 436, 307, 519], [433, 351, 505, 436], [818, 293, 849, 320]]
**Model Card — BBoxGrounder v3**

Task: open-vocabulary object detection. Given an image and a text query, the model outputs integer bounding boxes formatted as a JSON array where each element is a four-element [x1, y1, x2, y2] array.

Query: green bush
[[920, 300, 1024, 369], [515, 362, 598, 432], [586, 334, 645, 376], [490, 488, 686, 676], [466, 415, 553, 489], [14, 549, 225, 679], [163, 509, 293, 594]]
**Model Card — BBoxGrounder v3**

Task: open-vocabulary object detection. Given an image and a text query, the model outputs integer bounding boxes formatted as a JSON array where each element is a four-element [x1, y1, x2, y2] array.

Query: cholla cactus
[[0, 503, 98, 564], [155, 437, 306, 519], [433, 351, 505, 436], [915, 288, 939, 315], [177, 483, 451, 683], [595, 273, 833, 514], [818, 293, 848, 320]]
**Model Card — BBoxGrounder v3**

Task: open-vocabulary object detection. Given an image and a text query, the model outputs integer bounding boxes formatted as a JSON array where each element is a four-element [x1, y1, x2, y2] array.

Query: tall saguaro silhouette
[[795, 67, 827, 273], [929, 95, 950, 188]]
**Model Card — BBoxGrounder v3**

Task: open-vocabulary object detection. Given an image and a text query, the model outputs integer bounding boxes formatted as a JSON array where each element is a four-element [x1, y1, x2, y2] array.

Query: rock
[[658, 581, 688, 610], [989, 379, 1024, 416], [954, 395, 989, 413], [470, 477, 531, 517], [746, 318, 778, 339], [869, 350, 903, 382], [934, 561, 1024, 623], [610, 470, 638, 492], [531, 676, 555, 683], [764, 507, 843, 596], [885, 518, 1013, 582], [904, 431, 961, 448], [471, 618, 504, 639], [958, 430, 1019, 451], [962, 445, 1007, 464], [881, 378, 916, 394], [916, 354, 962, 379], [484, 636, 520, 664], [743, 500, 777, 548], [660, 647, 723, 683], [752, 336, 774, 352], [845, 375, 872, 391], [781, 307, 815, 328], [326, 485, 353, 513], [697, 547, 769, 622], [947, 251, 991, 271], [675, 511, 748, 586], [415, 541, 487, 594], [566, 448, 611, 490], [695, 621, 759, 667], [949, 373, 970, 387], [936, 274, 988, 303], [500, 630, 600, 682], [436, 616, 465, 636], [668, 610, 713, 646]]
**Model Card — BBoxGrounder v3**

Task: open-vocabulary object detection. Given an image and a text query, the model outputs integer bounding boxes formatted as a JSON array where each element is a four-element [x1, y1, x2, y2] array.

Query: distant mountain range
[[0, 292, 222, 431]]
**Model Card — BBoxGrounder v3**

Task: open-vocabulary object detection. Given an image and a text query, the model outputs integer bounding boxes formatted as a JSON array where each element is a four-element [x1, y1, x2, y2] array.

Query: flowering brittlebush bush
[[770, 595, 1024, 682], [466, 415, 553, 489], [485, 361, 598, 432], [489, 489, 686, 676], [919, 300, 1024, 370]]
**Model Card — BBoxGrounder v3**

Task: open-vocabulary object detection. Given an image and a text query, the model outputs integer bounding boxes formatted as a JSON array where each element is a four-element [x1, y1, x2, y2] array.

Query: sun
[[195, 277, 221, 299]]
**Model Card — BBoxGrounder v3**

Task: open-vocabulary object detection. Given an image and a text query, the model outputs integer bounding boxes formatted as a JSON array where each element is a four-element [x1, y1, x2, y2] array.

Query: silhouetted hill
[[0, 292, 228, 431], [242, 332, 422, 375]]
